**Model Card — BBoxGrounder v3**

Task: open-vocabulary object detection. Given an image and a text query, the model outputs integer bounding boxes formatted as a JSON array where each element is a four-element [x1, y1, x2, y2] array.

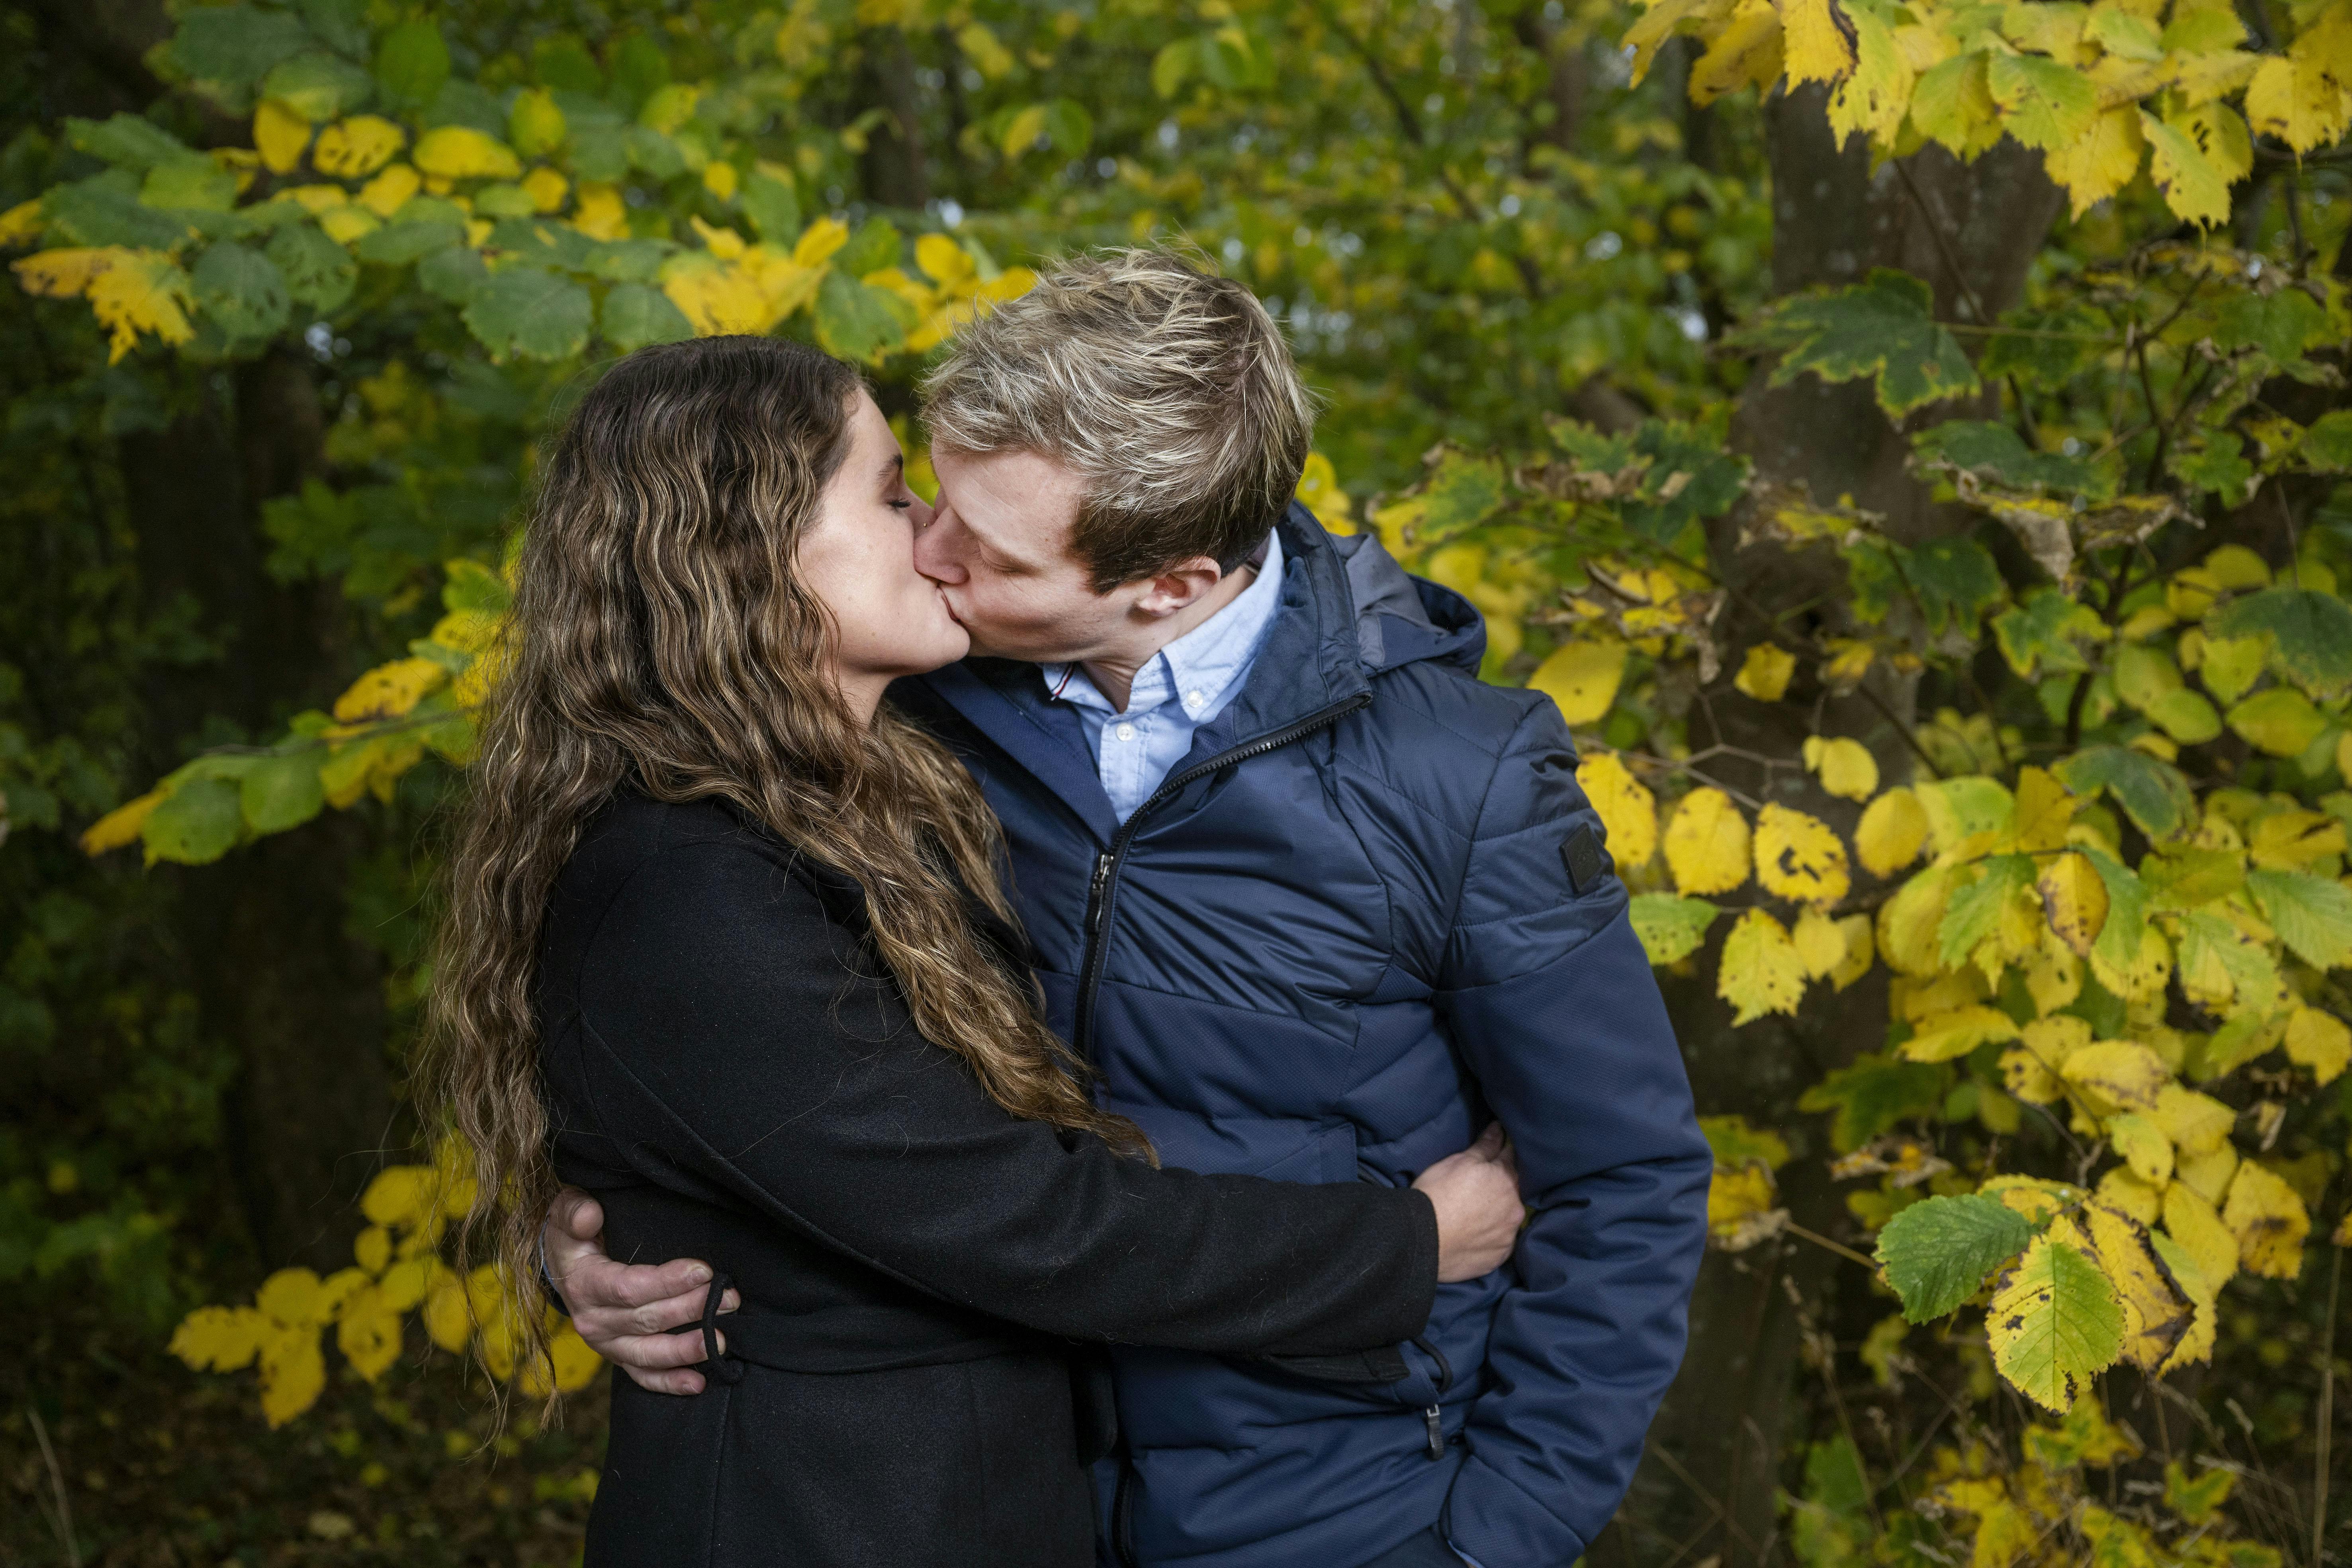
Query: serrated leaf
[[266, 223, 355, 311], [1800, 1052, 1952, 1150], [2221, 1160, 2309, 1279], [1665, 787, 1751, 895], [1630, 893, 1721, 965], [166, 6, 315, 110], [239, 752, 326, 834], [1911, 51, 2005, 159], [1902, 1004, 2022, 1063], [1577, 752, 1658, 868], [1719, 907, 1809, 1023], [2284, 1005, 2350, 1085], [1747, 268, 1980, 417], [2062, 1039, 2167, 1110], [2140, 111, 2231, 227], [2045, 106, 2144, 219], [599, 282, 694, 350], [2207, 586, 2352, 701], [2227, 686, 2328, 757], [462, 266, 591, 360], [2038, 851, 2110, 957], [1530, 639, 1628, 725], [1987, 51, 2100, 151], [1938, 855, 2032, 966], [2245, 867, 2352, 970], [190, 241, 291, 341], [1877, 1193, 2033, 1321], [142, 776, 244, 865], [1987, 1237, 2125, 1412], [374, 20, 451, 110], [2053, 745, 2194, 840], [812, 269, 907, 364]]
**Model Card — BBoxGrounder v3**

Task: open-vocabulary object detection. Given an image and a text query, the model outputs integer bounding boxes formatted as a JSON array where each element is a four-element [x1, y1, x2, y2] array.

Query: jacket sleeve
[[567, 836, 1439, 1358], [1433, 701, 1713, 1566]]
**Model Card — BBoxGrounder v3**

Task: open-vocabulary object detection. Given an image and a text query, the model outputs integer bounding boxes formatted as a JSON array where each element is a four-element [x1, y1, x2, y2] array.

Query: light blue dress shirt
[[1042, 530, 1284, 823]]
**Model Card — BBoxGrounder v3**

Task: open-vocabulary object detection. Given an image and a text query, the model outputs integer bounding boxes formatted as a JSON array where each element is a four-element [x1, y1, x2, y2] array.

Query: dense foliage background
[[3, 0, 2349, 1563]]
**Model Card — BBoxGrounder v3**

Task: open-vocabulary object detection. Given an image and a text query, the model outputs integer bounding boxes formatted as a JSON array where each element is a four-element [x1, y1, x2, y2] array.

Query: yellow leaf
[[1820, 637, 1875, 687], [2140, 111, 2231, 227], [573, 182, 628, 241], [318, 206, 378, 245], [360, 1165, 436, 1230], [1987, 1236, 2125, 1413], [33, 248, 196, 363], [378, 1255, 444, 1314], [915, 233, 976, 290], [353, 1225, 391, 1274], [2037, 851, 2110, 957], [257, 1267, 327, 1328], [2284, 1005, 2350, 1085], [1911, 50, 2005, 158], [0, 197, 43, 248], [1734, 642, 1796, 701], [2084, 1202, 2192, 1374], [314, 115, 404, 179], [2061, 1039, 2168, 1111], [1295, 450, 1354, 525], [1903, 1004, 2021, 1062], [2175, 1141, 2238, 1207], [2221, 1160, 2309, 1278], [509, 87, 569, 159], [1755, 803, 1851, 905], [1529, 639, 1628, 725], [522, 167, 569, 214], [2003, 1043, 2066, 1104], [2041, 103, 2154, 219], [1790, 906, 1849, 978], [791, 215, 851, 269], [254, 99, 312, 174], [2244, 23, 2352, 153], [2105, 1111, 2173, 1186], [1878, 863, 1957, 975], [337, 1300, 403, 1382], [1577, 752, 1659, 869], [1830, 913, 1876, 990], [1718, 908, 1809, 1023], [357, 163, 420, 219], [999, 104, 1050, 160], [689, 215, 748, 260], [1802, 735, 1879, 800], [1624, 0, 1737, 83], [1826, 2, 1914, 146], [2162, 1182, 2239, 1294], [2168, 98, 2253, 183], [1782, 0, 1859, 86], [2023, 930, 2082, 1016], [1691, 0, 1787, 104], [1857, 787, 1929, 877], [1706, 1163, 1787, 1248], [2098, 1166, 2163, 1225], [2087, 922, 2172, 1004], [333, 657, 448, 723], [259, 1327, 327, 1427], [170, 1305, 266, 1372], [2150, 1083, 2235, 1155], [80, 789, 166, 855], [422, 1276, 474, 1353], [412, 127, 522, 181], [1665, 787, 1752, 895], [520, 1322, 606, 1397]]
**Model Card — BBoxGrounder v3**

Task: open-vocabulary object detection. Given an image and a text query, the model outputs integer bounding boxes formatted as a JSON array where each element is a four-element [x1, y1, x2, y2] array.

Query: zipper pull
[[1424, 1404, 1444, 1460], [1087, 853, 1113, 930]]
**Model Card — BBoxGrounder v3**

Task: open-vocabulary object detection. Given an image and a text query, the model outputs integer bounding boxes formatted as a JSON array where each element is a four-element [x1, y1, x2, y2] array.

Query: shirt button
[[1115, 722, 1136, 742], [1186, 690, 1204, 706]]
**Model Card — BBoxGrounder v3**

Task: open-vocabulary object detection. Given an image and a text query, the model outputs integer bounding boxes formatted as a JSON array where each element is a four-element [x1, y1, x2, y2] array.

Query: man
[[552, 251, 1710, 1567]]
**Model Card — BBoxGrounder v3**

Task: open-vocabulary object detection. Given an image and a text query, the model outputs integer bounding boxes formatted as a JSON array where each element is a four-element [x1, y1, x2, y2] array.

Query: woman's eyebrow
[[879, 453, 905, 482]]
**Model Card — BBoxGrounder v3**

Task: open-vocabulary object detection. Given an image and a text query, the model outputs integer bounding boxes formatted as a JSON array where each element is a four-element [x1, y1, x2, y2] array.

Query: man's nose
[[913, 528, 967, 585]]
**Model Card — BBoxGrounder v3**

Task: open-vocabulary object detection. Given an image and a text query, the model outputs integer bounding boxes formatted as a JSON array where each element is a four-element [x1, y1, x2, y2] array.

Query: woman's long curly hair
[[424, 334, 1148, 1396]]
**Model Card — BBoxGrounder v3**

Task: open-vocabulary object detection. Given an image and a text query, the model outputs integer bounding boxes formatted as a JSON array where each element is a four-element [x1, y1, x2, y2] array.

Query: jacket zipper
[[1072, 693, 1372, 1062], [1411, 1334, 1454, 1460]]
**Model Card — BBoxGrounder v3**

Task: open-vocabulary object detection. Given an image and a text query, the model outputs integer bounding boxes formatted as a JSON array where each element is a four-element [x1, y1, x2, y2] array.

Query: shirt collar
[[1045, 529, 1284, 718]]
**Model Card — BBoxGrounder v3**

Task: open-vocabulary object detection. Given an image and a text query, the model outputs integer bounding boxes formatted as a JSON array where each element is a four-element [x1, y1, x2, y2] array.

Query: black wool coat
[[537, 793, 1440, 1568]]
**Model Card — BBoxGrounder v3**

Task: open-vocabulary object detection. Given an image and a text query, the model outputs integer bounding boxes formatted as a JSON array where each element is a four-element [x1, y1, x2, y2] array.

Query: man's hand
[[546, 1186, 737, 1395], [1414, 1124, 1524, 1283]]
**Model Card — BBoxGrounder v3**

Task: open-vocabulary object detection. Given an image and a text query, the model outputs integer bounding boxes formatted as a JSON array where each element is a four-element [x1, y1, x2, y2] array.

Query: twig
[[1311, 1, 1486, 226], [1785, 1220, 1880, 1270], [1853, 679, 1945, 780], [28, 1406, 80, 1568], [1649, 1439, 1766, 1560]]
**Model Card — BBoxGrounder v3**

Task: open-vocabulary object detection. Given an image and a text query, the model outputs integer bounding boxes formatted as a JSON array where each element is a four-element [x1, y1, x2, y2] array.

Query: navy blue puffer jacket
[[894, 505, 1710, 1568]]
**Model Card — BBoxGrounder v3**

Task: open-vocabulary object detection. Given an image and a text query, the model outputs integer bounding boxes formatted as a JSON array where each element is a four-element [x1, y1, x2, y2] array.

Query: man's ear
[[1129, 557, 1225, 619]]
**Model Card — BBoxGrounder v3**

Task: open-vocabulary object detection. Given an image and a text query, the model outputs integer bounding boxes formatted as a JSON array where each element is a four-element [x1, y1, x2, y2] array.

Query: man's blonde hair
[[920, 249, 1314, 592]]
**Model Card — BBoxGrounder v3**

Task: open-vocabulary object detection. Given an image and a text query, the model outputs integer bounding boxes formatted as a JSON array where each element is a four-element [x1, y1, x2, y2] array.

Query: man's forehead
[[934, 446, 1080, 554]]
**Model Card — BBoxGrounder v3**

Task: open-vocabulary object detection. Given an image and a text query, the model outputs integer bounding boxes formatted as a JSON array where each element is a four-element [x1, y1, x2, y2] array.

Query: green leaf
[[262, 52, 374, 123], [46, 174, 195, 249], [1986, 51, 2100, 151], [139, 159, 240, 214], [1622, 419, 1750, 544], [1994, 588, 2107, 678], [416, 245, 489, 305], [533, 36, 605, 94], [65, 114, 198, 173], [838, 215, 902, 278], [1153, 38, 1200, 98], [1629, 893, 1721, 964], [190, 241, 291, 342], [295, 0, 370, 58], [373, 20, 451, 111], [2142, 846, 2246, 911], [1876, 1193, 2033, 1322], [1981, 303, 2107, 389], [1697, 1112, 1789, 1171], [2227, 686, 2329, 756], [581, 239, 671, 284], [1939, 855, 2034, 967], [442, 559, 511, 616], [1903, 536, 2006, 638], [142, 777, 245, 865], [2054, 745, 2194, 840], [2146, 687, 2222, 744], [1043, 98, 1094, 154], [738, 173, 802, 243], [599, 283, 694, 350], [2206, 587, 2352, 701], [2168, 431, 2256, 501], [2246, 867, 2352, 970], [2213, 288, 2329, 365], [608, 33, 672, 115], [352, 220, 464, 266], [1801, 1436, 1871, 1520], [1798, 1052, 1952, 1151], [164, 6, 316, 109], [266, 223, 356, 312], [1745, 269, 1980, 417], [2082, 845, 2151, 975], [2303, 411, 2352, 473], [1914, 420, 2099, 495], [1988, 1237, 2125, 1412], [812, 270, 909, 363], [239, 752, 326, 835], [462, 267, 593, 361], [624, 126, 687, 180]]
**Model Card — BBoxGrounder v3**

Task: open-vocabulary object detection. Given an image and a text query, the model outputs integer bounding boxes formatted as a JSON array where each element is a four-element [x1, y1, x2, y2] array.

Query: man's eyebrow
[[879, 453, 904, 480], [958, 509, 1031, 567]]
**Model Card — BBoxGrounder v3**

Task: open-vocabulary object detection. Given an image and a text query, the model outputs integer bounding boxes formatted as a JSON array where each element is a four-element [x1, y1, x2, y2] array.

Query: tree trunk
[[1618, 89, 2068, 1566], [124, 353, 394, 1272]]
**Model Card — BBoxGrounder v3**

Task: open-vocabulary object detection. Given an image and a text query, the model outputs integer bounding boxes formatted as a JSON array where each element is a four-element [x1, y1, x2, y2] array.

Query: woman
[[425, 335, 1520, 1568]]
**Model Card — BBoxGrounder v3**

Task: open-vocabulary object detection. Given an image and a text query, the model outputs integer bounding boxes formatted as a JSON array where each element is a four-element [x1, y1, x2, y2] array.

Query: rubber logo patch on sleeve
[[1560, 824, 1608, 894]]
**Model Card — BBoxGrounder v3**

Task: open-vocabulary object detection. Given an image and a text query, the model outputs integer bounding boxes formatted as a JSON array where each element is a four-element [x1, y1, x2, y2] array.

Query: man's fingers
[[622, 1365, 707, 1396], [575, 1280, 720, 1341], [546, 1185, 605, 1241], [587, 1325, 725, 1371], [1471, 1122, 1507, 1160], [568, 1256, 715, 1312]]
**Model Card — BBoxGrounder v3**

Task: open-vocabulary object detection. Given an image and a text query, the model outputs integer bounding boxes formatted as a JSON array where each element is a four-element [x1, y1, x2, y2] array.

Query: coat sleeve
[[566, 836, 1439, 1358], [1432, 701, 1713, 1566]]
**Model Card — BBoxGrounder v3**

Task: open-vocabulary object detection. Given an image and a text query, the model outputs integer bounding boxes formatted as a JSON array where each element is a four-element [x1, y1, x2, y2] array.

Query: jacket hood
[[1280, 502, 1486, 679]]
